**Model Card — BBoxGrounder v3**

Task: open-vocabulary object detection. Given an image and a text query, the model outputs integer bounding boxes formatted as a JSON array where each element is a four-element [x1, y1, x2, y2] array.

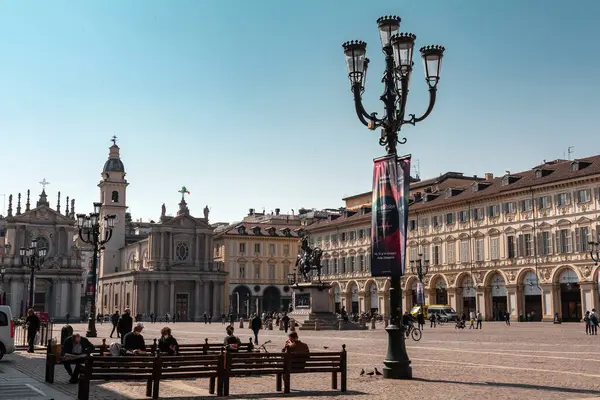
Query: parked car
[[0, 306, 16, 360]]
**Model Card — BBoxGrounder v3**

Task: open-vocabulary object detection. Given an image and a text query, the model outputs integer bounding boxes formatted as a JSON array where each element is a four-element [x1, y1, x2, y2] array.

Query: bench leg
[[283, 371, 290, 394], [77, 378, 90, 400], [223, 376, 230, 397], [341, 370, 347, 392], [146, 378, 152, 397], [276, 373, 282, 392], [152, 378, 160, 399], [331, 372, 337, 390], [209, 376, 215, 394], [45, 362, 54, 383]]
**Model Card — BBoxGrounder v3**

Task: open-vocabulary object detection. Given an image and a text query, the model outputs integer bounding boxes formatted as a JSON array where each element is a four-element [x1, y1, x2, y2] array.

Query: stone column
[[132, 281, 139, 316], [53, 279, 62, 317], [159, 232, 164, 266], [540, 283, 555, 322], [194, 280, 201, 321], [195, 233, 201, 268], [71, 280, 82, 318], [505, 284, 518, 320], [447, 288, 457, 311], [204, 235, 210, 264], [214, 283, 221, 316], [203, 281, 210, 315], [149, 281, 156, 314], [169, 281, 175, 315], [580, 282, 595, 318]]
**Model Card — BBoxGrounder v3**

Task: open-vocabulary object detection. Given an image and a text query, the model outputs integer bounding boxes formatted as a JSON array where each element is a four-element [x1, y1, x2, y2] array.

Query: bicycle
[[405, 324, 422, 341], [253, 340, 272, 353]]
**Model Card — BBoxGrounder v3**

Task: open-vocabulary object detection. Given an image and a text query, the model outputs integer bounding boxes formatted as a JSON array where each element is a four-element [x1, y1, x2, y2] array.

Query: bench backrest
[[157, 354, 223, 378], [83, 355, 155, 380], [289, 351, 343, 372], [227, 352, 286, 375]]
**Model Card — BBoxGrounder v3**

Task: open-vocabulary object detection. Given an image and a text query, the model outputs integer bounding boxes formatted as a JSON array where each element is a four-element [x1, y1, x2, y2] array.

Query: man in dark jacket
[[117, 308, 133, 344], [122, 323, 147, 354], [281, 313, 290, 333], [25, 309, 40, 353], [250, 313, 262, 344], [110, 311, 120, 338], [61, 333, 94, 383]]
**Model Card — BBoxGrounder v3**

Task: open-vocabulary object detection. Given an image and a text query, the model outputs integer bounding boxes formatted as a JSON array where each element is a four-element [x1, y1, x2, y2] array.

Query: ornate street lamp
[[589, 239, 600, 265], [20, 239, 47, 310], [77, 202, 116, 337], [342, 15, 444, 380], [410, 254, 429, 307]]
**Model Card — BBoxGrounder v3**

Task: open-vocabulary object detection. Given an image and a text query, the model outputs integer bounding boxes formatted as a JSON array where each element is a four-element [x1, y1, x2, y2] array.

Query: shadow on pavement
[[167, 390, 365, 399], [413, 378, 600, 396]]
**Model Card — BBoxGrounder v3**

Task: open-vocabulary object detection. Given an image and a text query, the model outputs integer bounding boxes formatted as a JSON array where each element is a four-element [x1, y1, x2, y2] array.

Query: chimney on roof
[[485, 173, 494, 181], [275, 208, 280, 215]]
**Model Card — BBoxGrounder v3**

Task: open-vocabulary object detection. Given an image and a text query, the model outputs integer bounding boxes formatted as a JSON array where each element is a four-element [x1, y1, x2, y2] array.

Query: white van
[[0, 305, 15, 360]]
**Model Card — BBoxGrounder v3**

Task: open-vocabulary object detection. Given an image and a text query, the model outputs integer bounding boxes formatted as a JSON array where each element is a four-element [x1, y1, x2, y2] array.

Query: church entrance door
[[176, 294, 189, 321]]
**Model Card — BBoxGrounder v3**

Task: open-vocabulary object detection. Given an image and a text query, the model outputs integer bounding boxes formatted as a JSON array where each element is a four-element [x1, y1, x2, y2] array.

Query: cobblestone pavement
[[2, 320, 600, 399]]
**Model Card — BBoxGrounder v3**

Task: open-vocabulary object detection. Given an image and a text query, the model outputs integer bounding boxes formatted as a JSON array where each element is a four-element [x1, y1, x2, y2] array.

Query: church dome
[[103, 157, 125, 172]]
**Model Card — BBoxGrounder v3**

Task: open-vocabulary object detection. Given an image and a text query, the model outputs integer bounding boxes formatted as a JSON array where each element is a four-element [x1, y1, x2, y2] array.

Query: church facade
[[0, 188, 83, 319], [94, 142, 226, 321]]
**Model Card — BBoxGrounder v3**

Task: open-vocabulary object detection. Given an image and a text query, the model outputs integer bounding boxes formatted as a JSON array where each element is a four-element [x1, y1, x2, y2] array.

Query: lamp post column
[[87, 242, 99, 337]]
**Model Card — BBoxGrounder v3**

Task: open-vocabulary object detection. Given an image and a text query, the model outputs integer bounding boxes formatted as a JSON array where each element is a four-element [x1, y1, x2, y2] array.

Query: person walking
[[203, 312, 208, 324], [476, 311, 483, 330], [417, 310, 425, 330], [251, 313, 262, 345], [25, 309, 41, 353], [505, 311, 511, 326], [282, 312, 290, 333], [469, 311, 475, 329], [584, 311, 591, 335], [65, 312, 71, 325], [117, 308, 134, 344], [110, 311, 120, 338], [590, 309, 598, 335], [429, 312, 436, 328]]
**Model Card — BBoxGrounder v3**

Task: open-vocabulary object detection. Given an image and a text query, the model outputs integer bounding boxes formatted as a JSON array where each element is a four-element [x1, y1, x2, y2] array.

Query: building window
[[432, 215, 442, 227], [111, 191, 119, 203], [254, 264, 261, 279], [409, 220, 417, 231], [538, 196, 552, 209], [268, 244, 275, 256], [254, 243, 261, 254], [331, 234, 338, 243], [359, 255, 365, 271], [268, 264, 275, 280], [446, 213, 454, 225], [283, 244, 289, 256], [239, 264, 246, 278], [349, 231, 356, 240], [475, 239, 484, 261], [503, 202, 517, 214], [518, 234, 533, 257], [576, 189, 591, 204], [519, 199, 533, 212], [472, 208, 484, 221], [323, 259, 329, 274], [460, 240, 469, 263], [176, 241, 189, 261], [283, 263, 289, 278], [126, 293, 130, 307], [487, 204, 500, 218], [114, 294, 118, 308], [540, 231, 552, 255], [458, 210, 469, 223], [333, 259, 338, 274], [104, 294, 108, 307], [422, 245, 430, 263], [239, 243, 246, 254], [410, 247, 418, 263], [358, 229, 365, 239], [446, 242, 455, 264], [556, 192, 571, 207], [341, 232, 347, 242], [432, 245, 440, 265], [557, 229, 572, 253], [490, 237, 499, 260], [341, 258, 346, 273], [507, 235, 516, 259], [350, 256, 356, 272], [421, 217, 430, 229], [576, 227, 590, 252]]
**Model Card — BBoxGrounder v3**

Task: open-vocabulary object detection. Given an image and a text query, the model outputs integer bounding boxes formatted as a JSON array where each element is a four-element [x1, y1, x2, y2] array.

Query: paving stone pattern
[[2, 320, 600, 399]]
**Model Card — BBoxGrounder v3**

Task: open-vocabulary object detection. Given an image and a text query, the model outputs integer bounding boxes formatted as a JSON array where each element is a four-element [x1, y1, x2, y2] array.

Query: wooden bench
[[77, 355, 156, 400], [221, 345, 347, 396], [45, 339, 108, 383], [152, 353, 225, 398]]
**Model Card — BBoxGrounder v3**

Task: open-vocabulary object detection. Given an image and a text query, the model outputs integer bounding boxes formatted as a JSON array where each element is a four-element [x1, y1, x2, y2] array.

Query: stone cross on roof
[[111, 135, 118, 146], [39, 178, 50, 191]]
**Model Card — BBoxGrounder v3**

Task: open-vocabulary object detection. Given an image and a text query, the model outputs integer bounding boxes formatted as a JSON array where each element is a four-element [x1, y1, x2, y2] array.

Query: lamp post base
[[382, 323, 412, 379], [86, 317, 98, 338]]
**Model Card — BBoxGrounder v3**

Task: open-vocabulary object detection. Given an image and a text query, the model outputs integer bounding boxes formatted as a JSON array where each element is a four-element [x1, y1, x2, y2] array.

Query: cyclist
[[402, 311, 417, 337]]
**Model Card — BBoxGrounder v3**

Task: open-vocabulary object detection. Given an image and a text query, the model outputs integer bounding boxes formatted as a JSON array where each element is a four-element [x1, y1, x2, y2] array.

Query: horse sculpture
[[296, 236, 324, 283]]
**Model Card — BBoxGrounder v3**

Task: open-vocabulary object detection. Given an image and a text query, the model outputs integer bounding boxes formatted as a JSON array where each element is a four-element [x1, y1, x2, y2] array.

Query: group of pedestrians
[[584, 309, 599, 335]]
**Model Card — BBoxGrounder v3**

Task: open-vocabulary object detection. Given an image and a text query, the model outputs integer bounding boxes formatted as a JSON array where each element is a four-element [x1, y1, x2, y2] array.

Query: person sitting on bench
[[61, 333, 94, 383], [224, 325, 241, 352], [122, 323, 148, 355], [282, 332, 309, 370], [158, 326, 179, 355]]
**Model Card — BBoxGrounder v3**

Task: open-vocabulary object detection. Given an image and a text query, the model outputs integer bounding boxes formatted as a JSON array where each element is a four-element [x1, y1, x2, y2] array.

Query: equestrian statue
[[295, 236, 324, 283]]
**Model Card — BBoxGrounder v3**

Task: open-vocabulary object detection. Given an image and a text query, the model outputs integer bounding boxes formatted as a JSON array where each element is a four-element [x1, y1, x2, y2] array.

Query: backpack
[[109, 342, 122, 357]]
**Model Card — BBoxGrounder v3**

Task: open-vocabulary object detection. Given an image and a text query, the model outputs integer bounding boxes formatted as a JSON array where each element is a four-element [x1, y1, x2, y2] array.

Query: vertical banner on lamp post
[[370, 154, 411, 278]]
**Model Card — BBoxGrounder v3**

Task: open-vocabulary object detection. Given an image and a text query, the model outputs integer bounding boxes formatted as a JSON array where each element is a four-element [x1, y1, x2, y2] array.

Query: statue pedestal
[[289, 283, 338, 330]]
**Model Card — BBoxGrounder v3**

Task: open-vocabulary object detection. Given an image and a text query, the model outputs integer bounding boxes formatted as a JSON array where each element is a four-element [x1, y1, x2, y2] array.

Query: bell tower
[[98, 136, 128, 277]]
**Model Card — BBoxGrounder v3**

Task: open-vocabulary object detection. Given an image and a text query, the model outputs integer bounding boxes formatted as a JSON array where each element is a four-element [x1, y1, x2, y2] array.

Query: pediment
[[576, 216, 592, 225], [504, 227, 517, 234], [556, 218, 571, 227], [538, 222, 552, 229], [162, 214, 209, 229], [12, 205, 74, 225]]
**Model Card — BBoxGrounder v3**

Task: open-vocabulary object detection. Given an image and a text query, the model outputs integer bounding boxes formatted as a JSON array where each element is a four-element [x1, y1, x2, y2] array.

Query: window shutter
[[596, 224, 600, 242], [518, 200, 524, 212], [556, 232, 561, 254], [566, 192, 572, 205], [575, 228, 581, 252], [537, 197, 543, 210], [536, 233, 542, 256], [554, 194, 560, 206], [586, 189, 592, 202], [571, 231, 576, 253], [517, 235, 524, 257]]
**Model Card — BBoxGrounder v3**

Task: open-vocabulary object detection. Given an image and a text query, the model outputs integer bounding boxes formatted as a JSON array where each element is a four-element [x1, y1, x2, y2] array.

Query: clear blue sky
[[1, 1, 599, 223]]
